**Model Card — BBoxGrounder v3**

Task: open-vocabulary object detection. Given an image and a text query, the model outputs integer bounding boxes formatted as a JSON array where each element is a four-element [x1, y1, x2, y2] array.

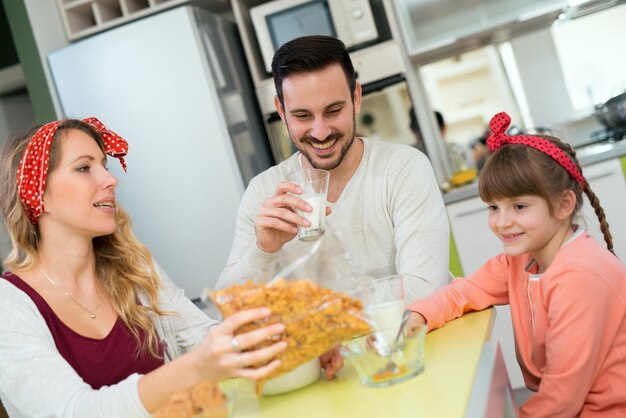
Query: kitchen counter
[[443, 140, 626, 204], [227, 308, 498, 418]]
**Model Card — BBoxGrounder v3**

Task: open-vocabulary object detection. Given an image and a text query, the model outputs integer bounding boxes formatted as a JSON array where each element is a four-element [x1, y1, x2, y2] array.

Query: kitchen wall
[[509, 4, 626, 145], [553, 4, 626, 111]]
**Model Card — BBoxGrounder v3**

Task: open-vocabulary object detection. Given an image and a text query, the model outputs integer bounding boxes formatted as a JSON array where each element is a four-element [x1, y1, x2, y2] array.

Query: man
[[218, 35, 449, 304]]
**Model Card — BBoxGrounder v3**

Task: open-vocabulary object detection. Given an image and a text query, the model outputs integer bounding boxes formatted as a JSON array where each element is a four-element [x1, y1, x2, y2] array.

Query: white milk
[[296, 191, 324, 229], [366, 300, 405, 351]]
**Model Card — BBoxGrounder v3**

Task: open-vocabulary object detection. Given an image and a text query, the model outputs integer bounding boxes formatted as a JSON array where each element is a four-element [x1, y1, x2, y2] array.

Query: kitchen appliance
[[589, 126, 626, 144], [250, 0, 379, 73], [595, 91, 626, 128], [48, 6, 273, 299]]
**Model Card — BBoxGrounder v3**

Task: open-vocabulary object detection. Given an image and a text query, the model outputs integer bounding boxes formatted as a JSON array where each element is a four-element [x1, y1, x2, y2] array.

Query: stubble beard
[[288, 113, 357, 171]]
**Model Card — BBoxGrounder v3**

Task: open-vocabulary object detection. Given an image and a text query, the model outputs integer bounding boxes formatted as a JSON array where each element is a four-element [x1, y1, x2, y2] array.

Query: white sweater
[[217, 138, 450, 302], [0, 265, 218, 418]]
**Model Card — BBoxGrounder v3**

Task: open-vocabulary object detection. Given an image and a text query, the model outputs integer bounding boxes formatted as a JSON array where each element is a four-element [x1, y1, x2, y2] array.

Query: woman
[[0, 118, 287, 417]]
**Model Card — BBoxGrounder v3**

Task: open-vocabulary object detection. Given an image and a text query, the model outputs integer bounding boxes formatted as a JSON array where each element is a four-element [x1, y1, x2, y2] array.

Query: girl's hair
[[478, 135, 614, 253], [0, 119, 167, 358]]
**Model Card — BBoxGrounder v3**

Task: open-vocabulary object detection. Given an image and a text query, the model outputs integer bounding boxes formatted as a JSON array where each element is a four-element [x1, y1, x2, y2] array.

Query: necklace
[[39, 268, 101, 319]]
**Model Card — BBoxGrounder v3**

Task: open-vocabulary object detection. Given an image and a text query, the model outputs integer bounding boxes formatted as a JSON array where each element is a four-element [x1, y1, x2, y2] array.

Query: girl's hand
[[407, 311, 427, 336], [190, 308, 287, 382]]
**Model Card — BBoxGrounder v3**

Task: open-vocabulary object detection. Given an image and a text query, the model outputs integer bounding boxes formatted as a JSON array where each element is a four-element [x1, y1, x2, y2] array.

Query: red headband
[[16, 117, 128, 224], [487, 112, 585, 188]]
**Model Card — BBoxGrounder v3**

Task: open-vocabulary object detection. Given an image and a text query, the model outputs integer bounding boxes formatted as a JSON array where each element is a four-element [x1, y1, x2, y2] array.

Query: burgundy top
[[1, 272, 164, 389]]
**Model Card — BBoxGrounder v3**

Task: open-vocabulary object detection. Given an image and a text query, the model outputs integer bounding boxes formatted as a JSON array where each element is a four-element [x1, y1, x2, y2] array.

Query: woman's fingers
[[220, 308, 272, 334], [237, 340, 287, 369], [230, 322, 285, 351], [236, 359, 283, 380]]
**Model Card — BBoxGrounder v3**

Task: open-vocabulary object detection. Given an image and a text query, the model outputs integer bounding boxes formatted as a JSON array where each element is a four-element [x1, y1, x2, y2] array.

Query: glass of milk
[[286, 168, 330, 241], [365, 275, 406, 355]]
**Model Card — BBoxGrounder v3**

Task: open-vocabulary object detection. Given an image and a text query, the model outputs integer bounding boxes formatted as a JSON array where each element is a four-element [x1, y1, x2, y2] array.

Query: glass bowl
[[341, 324, 426, 388]]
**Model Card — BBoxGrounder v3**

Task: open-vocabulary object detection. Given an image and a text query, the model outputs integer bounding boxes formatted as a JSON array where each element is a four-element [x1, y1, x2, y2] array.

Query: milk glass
[[286, 168, 330, 241], [365, 275, 406, 355]]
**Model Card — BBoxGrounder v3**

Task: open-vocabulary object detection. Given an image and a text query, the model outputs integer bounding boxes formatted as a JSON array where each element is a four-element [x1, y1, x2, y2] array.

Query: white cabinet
[[56, 0, 229, 41], [393, 0, 563, 60], [579, 158, 626, 260], [447, 156, 626, 389]]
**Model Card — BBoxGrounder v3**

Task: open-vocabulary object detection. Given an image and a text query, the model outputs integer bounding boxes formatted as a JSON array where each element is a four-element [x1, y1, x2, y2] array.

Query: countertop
[[227, 308, 496, 418], [443, 140, 626, 204]]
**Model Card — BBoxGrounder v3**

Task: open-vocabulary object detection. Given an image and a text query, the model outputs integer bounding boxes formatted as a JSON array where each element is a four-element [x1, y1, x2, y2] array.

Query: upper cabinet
[[393, 0, 564, 63], [56, 0, 230, 41]]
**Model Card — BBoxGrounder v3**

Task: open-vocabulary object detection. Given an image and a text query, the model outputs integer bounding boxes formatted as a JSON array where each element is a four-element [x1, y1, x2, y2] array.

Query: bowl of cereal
[[341, 324, 426, 388], [261, 357, 321, 396]]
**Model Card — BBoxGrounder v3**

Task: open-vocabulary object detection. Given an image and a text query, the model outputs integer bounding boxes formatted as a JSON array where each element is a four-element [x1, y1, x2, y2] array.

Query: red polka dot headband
[[16, 117, 128, 224], [487, 112, 585, 187]]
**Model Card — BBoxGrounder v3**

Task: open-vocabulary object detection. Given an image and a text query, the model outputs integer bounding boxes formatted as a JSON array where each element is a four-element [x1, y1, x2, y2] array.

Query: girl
[[408, 112, 626, 417], [0, 119, 287, 417]]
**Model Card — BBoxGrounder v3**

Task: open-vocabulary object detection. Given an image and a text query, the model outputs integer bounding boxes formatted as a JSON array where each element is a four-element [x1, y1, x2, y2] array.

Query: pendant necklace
[[39, 268, 101, 319]]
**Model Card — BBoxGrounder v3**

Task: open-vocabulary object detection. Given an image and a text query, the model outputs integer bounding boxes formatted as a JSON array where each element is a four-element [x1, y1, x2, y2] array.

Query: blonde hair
[[0, 120, 168, 357], [478, 136, 614, 253]]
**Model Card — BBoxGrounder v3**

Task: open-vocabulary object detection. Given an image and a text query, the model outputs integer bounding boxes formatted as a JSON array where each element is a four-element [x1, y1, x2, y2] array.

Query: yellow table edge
[[227, 308, 496, 418]]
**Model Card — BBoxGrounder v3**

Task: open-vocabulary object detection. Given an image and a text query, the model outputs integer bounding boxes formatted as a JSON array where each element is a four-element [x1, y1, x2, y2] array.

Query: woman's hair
[[478, 136, 614, 253], [0, 119, 167, 357]]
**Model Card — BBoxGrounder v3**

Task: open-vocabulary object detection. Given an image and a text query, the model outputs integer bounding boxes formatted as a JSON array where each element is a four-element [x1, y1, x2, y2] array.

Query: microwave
[[250, 0, 379, 74]]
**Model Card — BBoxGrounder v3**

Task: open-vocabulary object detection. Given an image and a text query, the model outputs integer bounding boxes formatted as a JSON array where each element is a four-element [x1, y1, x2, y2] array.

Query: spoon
[[379, 309, 411, 375]]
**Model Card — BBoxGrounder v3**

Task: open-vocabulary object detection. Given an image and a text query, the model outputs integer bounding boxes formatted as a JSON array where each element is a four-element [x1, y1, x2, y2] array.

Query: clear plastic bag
[[208, 231, 371, 390]]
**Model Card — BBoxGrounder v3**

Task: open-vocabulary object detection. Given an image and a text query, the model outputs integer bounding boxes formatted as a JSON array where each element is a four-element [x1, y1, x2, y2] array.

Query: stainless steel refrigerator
[[48, 6, 273, 299]]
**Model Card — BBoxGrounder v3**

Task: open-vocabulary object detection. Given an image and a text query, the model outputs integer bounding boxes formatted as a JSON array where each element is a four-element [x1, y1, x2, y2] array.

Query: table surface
[[229, 308, 495, 418]]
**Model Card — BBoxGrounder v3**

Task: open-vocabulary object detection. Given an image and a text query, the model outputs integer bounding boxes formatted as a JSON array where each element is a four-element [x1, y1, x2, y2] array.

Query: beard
[[287, 113, 357, 171]]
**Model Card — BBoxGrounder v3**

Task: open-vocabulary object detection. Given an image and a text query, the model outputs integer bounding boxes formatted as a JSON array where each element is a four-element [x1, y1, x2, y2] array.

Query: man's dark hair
[[271, 35, 356, 107]]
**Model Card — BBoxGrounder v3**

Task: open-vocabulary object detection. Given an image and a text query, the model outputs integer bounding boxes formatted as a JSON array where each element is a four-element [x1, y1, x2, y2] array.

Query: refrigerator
[[48, 6, 273, 299]]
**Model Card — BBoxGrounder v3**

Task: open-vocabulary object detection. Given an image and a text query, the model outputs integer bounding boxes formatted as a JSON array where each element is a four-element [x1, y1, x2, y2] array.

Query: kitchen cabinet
[[392, 0, 563, 62], [56, 0, 229, 41], [579, 157, 626, 261], [447, 156, 626, 389]]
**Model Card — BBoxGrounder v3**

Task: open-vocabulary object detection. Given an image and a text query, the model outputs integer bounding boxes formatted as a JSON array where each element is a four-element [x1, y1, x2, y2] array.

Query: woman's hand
[[255, 181, 332, 253], [190, 308, 287, 382], [407, 311, 427, 336]]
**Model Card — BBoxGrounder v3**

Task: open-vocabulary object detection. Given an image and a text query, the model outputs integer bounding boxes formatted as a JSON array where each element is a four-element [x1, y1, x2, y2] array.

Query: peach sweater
[[410, 232, 626, 417]]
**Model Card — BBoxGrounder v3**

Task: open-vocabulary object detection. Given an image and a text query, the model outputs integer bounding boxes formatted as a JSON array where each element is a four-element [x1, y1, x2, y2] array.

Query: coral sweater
[[409, 232, 626, 417]]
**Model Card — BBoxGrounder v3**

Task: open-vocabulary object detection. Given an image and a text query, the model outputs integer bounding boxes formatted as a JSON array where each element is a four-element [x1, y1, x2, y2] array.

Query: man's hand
[[255, 181, 332, 254], [319, 344, 344, 380], [255, 181, 310, 253]]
